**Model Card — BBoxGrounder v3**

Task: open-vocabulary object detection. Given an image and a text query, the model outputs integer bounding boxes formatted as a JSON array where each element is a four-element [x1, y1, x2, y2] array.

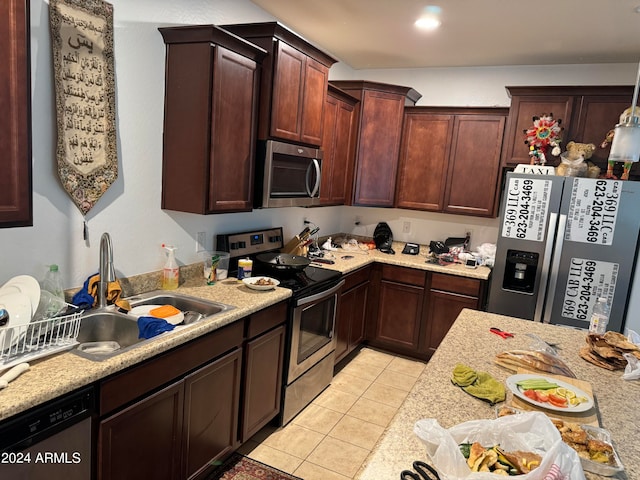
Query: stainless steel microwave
[[255, 140, 323, 208]]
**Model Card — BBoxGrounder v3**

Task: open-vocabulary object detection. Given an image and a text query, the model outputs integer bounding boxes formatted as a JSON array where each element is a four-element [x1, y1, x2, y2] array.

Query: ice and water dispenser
[[502, 250, 539, 293]]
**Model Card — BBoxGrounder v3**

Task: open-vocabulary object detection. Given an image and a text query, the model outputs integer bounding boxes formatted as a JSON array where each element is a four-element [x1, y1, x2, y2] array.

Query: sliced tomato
[[523, 389, 538, 401], [548, 393, 568, 408], [534, 390, 549, 403]]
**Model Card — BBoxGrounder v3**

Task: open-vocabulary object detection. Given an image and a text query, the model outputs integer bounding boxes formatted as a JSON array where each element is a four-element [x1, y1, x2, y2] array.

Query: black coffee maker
[[373, 222, 395, 254]]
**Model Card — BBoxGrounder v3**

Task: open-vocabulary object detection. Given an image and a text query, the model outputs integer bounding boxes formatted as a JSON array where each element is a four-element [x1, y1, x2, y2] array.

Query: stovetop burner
[[254, 264, 342, 298]]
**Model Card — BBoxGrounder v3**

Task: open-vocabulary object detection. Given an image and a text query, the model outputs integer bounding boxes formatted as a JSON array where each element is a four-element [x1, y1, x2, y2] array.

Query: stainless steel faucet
[[98, 232, 116, 308]]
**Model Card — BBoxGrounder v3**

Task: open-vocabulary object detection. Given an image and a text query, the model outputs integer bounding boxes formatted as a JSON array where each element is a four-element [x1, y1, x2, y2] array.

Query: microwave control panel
[[216, 227, 284, 258]]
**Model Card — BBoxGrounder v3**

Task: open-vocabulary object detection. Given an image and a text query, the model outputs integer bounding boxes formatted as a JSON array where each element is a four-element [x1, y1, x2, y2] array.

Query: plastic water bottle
[[41, 264, 65, 302], [589, 297, 610, 334], [38, 264, 66, 318]]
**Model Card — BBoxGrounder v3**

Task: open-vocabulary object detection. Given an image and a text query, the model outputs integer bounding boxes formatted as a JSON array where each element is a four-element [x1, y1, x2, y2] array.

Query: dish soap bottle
[[162, 244, 179, 290], [589, 297, 610, 334]]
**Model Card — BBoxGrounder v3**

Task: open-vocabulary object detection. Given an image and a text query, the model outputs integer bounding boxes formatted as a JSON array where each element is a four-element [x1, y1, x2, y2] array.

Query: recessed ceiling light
[[635, 5, 640, 13], [415, 5, 442, 31]]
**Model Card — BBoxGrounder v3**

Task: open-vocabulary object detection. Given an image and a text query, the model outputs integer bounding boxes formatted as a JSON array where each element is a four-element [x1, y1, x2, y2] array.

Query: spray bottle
[[162, 244, 179, 290]]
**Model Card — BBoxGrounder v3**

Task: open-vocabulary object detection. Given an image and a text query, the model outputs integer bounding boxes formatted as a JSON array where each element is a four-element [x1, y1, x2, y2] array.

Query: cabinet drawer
[[381, 264, 426, 287], [343, 265, 372, 291], [100, 320, 244, 416], [246, 301, 287, 338], [430, 273, 480, 297]]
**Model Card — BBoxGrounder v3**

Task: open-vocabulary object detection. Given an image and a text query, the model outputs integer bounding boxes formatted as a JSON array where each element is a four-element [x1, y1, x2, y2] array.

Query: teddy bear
[[556, 141, 601, 178]]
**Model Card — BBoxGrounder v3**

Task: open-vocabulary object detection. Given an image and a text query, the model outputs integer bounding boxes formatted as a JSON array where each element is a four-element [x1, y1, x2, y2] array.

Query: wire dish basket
[[0, 306, 83, 370]]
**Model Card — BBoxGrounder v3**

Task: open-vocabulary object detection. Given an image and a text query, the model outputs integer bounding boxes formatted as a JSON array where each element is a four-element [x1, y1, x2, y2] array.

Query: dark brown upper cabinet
[[320, 84, 359, 206], [501, 86, 637, 180], [222, 22, 337, 147], [0, 0, 32, 227], [159, 25, 266, 214], [396, 107, 508, 217], [330, 81, 422, 207]]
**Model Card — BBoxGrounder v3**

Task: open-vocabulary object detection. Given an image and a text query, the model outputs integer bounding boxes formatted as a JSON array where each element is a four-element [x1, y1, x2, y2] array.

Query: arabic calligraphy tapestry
[[49, 0, 117, 215]]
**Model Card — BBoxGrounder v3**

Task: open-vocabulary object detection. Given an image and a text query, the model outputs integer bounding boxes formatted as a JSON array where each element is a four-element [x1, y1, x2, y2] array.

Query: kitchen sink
[[72, 291, 235, 361]]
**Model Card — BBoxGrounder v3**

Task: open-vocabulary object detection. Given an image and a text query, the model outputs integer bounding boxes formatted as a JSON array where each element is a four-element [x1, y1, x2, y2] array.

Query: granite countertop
[[0, 243, 490, 423], [356, 309, 638, 480], [0, 279, 291, 422], [311, 240, 491, 280]]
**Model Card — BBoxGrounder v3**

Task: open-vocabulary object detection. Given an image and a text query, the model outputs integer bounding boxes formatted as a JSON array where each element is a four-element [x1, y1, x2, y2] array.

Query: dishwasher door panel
[[0, 417, 92, 480]]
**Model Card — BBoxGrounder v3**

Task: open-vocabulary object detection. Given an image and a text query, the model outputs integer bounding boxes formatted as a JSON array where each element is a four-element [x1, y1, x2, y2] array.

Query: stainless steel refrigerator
[[487, 172, 640, 332]]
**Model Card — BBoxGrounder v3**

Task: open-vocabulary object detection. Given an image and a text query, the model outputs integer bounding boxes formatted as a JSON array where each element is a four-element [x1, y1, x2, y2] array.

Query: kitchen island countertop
[[356, 309, 638, 480]]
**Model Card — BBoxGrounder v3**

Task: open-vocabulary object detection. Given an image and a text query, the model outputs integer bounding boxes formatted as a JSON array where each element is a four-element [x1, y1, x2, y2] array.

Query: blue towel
[[137, 316, 176, 339], [72, 273, 98, 309]]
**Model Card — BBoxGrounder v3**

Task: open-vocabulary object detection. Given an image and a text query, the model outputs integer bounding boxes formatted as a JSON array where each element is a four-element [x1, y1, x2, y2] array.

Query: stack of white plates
[[0, 275, 41, 350]]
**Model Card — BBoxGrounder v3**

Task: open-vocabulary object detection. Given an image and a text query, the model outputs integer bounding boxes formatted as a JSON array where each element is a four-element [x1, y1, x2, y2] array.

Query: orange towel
[[86, 274, 131, 312]]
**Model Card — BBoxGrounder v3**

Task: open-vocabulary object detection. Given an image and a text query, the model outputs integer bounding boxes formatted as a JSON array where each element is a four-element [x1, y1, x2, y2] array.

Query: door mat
[[205, 452, 303, 480]]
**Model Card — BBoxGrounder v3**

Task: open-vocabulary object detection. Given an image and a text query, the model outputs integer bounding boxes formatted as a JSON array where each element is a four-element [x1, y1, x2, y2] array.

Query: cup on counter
[[203, 251, 230, 283]]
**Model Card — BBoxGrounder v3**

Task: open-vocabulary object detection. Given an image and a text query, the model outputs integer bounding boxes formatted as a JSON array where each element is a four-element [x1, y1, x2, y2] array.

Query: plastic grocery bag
[[414, 411, 585, 480]]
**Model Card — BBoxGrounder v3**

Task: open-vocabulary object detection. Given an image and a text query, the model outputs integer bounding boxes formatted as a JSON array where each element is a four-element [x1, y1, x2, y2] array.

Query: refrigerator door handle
[[541, 214, 567, 324], [534, 212, 559, 322]]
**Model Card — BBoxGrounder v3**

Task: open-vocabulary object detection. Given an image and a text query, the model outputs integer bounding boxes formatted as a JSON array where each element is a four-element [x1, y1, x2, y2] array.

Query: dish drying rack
[[0, 306, 83, 370]]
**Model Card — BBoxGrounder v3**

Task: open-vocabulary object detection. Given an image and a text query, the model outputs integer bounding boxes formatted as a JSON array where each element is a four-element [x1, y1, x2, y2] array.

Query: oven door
[[288, 279, 345, 383]]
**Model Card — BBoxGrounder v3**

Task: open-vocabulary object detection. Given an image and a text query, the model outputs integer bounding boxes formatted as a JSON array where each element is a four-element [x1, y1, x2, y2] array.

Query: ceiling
[[250, 0, 640, 69]]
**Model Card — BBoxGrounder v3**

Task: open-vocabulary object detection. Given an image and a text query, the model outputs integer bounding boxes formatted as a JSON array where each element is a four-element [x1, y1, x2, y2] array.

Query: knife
[[0, 362, 30, 389]]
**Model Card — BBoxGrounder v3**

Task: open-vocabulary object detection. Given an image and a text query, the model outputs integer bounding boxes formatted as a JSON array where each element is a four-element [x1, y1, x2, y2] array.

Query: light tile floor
[[238, 347, 427, 480]]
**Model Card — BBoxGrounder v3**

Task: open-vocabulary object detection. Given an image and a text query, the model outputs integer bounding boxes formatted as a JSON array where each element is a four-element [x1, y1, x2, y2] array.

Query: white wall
[[3, 0, 638, 332]]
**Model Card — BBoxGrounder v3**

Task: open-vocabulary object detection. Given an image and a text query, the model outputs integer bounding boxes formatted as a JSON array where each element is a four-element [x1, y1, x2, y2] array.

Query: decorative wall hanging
[[523, 113, 563, 166], [49, 0, 117, 222]]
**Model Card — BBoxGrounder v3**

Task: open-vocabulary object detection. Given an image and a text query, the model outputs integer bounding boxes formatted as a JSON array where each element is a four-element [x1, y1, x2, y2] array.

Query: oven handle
[[295, 279, 345, 307]]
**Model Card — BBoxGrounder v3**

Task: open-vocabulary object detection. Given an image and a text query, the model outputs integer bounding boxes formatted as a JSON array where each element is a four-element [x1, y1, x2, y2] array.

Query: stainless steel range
[[217, 228, 344, 425]]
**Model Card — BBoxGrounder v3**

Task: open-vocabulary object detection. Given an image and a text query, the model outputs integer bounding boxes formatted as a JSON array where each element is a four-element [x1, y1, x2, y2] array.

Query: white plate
[[129, 304, 185, 325], [242, 276, 280, 291], [0, 291, 33, 350], [0, 275, 40, 315], [506, 373, 594, 413]]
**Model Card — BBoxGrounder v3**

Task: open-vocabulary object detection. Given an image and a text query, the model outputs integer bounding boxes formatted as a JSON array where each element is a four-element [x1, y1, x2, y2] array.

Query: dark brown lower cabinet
[[98, 349, 242, 480], [368, 265, 486, 359], [183, 349, 242, 478], [99, 381, 184, 480], [241, 324, 285, 441], [335, 266, 370, 364], [370, 265, 426, 355], [423, 273, 485, 357]]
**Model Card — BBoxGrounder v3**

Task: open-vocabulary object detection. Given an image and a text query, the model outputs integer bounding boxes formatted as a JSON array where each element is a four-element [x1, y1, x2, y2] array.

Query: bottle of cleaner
[[162, 244, 179, 290], [589, 297, 610, 334]]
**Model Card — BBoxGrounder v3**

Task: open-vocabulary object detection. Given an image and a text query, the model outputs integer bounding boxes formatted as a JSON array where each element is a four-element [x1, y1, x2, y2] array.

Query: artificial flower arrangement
[[523, 113, 563, 165]]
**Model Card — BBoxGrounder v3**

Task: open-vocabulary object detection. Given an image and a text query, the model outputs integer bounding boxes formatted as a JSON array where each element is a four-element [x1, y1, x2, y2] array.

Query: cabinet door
[[241, 325, 285, 441], [443, 114, 506, 216], [0, 0, 31, 227], [375, 280, 424, 351], [501, 95, 574, 166], [209, 46, 260, 212], [321, 93, 356, 205], [571, 94, 639, 178], [271, 41, 305, 142], [335, 280, 369, 364], [300, 58, 328, 146], [425, 290, 479, 355], [99, 381, 184, 480], [396, 113, 453, 211], [353, 90, 406, 206], [183, 348, 242, 479]]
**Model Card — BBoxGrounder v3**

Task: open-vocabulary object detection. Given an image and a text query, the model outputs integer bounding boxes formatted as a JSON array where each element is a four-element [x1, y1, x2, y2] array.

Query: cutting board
[[508, 368, 599, 426]]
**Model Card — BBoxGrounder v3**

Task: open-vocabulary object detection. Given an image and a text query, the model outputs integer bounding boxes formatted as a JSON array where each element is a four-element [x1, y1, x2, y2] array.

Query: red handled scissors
[[490, 327, 514, 339]]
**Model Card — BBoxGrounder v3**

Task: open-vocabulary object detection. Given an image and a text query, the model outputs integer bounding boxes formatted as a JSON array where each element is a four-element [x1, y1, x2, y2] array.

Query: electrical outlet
[[196, 232, 207, 253], [354, 215, 361, 225], [402, 221, 411, 234]]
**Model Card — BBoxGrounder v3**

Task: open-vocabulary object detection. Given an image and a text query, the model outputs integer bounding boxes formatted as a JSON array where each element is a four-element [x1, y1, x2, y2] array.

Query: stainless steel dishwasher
[[0, 385, 95, 479]]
